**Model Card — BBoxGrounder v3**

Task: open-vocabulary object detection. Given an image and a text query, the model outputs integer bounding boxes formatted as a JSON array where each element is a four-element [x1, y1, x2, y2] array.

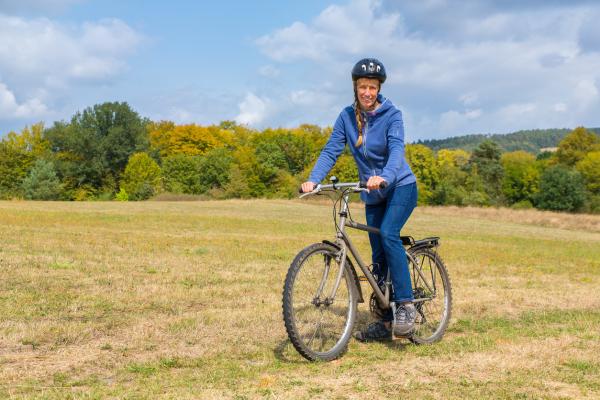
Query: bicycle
[[282, 178, 452, 361]]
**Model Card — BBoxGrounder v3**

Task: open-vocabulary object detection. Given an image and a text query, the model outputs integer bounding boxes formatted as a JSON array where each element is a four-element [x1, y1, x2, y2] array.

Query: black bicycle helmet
[[351, 58, 386, 83]]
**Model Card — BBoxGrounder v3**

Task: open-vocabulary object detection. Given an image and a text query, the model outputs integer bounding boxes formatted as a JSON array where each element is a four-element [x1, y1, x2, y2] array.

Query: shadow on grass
[[274, 310, 410, 363], [273, 338, 310, 364], [353, 309, 411, 352]]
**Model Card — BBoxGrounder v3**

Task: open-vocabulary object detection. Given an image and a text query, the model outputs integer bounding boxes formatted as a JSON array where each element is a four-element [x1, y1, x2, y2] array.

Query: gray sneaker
[[393, 302, 416, 337]]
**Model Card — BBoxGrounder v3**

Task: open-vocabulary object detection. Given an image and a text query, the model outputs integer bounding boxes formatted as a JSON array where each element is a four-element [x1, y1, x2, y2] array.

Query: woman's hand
[[301, 181, 316, 193], [366, 176, 387, 190]]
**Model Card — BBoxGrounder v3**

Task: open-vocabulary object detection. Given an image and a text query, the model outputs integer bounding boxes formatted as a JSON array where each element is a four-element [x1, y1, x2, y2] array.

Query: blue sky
[[1, 0, 600, 141]]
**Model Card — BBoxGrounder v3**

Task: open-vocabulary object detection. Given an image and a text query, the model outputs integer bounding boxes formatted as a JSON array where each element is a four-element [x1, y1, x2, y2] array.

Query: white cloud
[[0, 14, 142, 121], [255, 0, 600, 138], [573, 79, 599, 110], [256, 0, 400, 62], [290, 90, 318, 106], [235, 93, 270, 126], [439, 108, 483, 135], [0, 16, 141, 86], [0, 82, 48, 119]]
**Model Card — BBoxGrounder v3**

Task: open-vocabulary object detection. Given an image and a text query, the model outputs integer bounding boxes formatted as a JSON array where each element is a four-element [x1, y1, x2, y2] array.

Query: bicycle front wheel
[[282, 243, 357, 361], [408, 247, 452, 344]]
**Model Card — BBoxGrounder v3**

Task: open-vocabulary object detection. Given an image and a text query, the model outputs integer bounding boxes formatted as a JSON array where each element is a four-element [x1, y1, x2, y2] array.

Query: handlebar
[[299, 180, 388, 196]]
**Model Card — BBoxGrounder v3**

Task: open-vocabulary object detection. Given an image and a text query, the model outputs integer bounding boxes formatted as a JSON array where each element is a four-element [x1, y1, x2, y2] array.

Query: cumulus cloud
[[235, 93, 270, 126], [256, 0, 399, 62], [0, 14, 142, 123], [255, 0, 600, 138], [0, 15, 141, 88], [0, 82, 48, 119]]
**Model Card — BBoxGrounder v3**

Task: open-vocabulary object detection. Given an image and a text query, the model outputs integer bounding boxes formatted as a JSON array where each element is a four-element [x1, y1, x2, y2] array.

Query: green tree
[[121, 153, 162, 200], [259, 127, 321, 174], [223, 164, 252, 199], [575, 151, 600, 194], [555, 127, 600, 166], [229, 146, 266, 197], [535, 165, 586, 212], [0, 143, 28, 198], [162, 155, 203, 194], [469, 140, 504, 205], [0, 123, 50, 198], [22, 159, 62, 200], [431, 149, 470, 206], [500, 151, 540, 205], [254, 140, 288, 188], [45, 102, 149, 198], [406, 144, 439, 205], [330, 154, 359, 182], [198, 147, 234, 193]]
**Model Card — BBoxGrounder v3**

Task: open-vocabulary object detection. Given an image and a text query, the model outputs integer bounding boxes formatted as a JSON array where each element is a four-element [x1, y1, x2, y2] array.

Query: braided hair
[[354, 84, 364, 148]]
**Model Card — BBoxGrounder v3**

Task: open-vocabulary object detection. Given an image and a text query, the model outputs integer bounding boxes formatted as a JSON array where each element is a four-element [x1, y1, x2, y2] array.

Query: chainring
[[368, 292, 389, 320]]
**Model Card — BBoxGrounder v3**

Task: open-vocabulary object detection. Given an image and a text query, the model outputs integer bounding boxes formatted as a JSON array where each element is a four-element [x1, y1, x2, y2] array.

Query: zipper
[[362, 113, 377, 176]]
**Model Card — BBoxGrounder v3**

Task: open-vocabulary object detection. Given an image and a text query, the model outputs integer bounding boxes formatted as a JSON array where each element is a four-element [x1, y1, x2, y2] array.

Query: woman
[[301, 58, 418, 341]]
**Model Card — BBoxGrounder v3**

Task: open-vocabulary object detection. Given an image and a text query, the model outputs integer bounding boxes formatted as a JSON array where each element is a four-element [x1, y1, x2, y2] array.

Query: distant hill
[[416, 127, 600, 153]]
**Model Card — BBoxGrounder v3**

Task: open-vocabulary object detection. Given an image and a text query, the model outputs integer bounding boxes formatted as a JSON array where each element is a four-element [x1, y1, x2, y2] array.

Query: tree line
[[418, 127, 600, 153], [1, 101, 599, 213]]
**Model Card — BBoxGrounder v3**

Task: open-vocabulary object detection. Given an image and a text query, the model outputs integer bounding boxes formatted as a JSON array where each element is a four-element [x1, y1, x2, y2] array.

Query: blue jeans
[[365, 182, 417, 311]]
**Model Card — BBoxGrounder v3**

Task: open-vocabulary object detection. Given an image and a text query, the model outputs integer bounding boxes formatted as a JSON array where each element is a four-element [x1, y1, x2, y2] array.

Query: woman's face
[[355, 78, 380, 111]]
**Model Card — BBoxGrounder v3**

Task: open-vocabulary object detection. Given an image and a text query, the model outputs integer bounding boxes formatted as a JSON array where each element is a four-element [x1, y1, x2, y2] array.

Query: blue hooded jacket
[[308, 94, 416, 205]]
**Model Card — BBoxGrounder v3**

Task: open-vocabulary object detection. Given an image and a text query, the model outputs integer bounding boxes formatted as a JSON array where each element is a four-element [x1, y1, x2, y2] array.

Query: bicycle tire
[[282, 242, 358, 361], [407, 247, 452, 344]]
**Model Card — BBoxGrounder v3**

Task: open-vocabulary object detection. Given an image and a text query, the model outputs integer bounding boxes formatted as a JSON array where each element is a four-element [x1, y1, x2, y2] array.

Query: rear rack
[[410, 236, 440, 249]]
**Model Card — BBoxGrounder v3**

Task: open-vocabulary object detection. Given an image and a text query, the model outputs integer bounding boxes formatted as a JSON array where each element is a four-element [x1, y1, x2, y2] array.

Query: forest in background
[[1, 101, 599, 213], [418, 127, 600, 153]]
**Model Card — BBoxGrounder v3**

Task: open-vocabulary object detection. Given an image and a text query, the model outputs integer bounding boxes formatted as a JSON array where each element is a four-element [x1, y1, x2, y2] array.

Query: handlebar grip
[[299, 184, 317, 193], [360, 181, 388, 189]]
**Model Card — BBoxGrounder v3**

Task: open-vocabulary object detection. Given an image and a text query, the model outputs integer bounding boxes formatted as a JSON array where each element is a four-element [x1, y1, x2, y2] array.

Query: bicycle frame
[[310, 183, 435, 309]]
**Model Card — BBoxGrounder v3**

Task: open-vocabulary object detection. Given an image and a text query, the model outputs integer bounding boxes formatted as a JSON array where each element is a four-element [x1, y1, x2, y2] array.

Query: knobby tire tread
[[408, 247, 452, 344], [282, 243, 357, 361]]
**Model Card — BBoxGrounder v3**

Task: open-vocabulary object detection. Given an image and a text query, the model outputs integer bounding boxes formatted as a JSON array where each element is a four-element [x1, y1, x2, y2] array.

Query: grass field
[[1, 199, 599, 399]]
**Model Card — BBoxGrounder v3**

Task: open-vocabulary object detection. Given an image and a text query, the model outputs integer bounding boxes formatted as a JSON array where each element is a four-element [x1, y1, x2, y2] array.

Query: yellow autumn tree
[[148, 121, 234, 157]]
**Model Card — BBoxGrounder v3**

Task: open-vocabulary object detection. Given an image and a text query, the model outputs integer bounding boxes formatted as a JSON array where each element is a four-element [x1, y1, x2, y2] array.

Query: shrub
[[121, 153, 162, 201], [115, 188, 129, 201], [535, 165, 586, 212], [21, 159, 62, 200], [162, 154, 202, 194]]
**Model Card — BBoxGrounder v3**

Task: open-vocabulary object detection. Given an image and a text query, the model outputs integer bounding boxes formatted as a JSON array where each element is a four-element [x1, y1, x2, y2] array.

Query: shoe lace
[[395, 305, 407, 323], [395, 304, 415, 323]]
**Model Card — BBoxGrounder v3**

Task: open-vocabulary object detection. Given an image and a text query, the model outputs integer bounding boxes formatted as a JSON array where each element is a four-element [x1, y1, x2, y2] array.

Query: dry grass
[[0, 200, 599, 399]]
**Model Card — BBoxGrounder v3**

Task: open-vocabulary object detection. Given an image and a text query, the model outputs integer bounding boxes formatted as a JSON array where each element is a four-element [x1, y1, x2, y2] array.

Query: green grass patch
[[1, 200, 599, 398]]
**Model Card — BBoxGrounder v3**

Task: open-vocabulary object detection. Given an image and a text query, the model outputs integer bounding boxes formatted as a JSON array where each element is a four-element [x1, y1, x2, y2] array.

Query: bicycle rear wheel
[[282, 243, 357, 361], [408, 247, 452, 344]]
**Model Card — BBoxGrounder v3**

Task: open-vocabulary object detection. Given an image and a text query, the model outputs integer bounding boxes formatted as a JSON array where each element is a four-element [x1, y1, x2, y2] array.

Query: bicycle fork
[[314, 193, 352, 305]]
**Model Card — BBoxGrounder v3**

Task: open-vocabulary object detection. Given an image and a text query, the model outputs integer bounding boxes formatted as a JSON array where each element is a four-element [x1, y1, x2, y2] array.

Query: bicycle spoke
[[283, 244, 356, 359], [408, 248, 451, 343]]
